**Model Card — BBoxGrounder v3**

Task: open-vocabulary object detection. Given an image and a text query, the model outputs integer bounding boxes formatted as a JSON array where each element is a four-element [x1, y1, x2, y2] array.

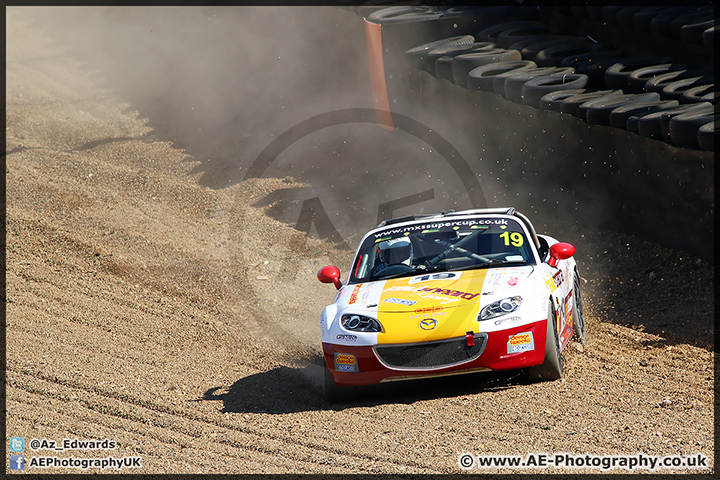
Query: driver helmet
[[377, 237, 413, 265]]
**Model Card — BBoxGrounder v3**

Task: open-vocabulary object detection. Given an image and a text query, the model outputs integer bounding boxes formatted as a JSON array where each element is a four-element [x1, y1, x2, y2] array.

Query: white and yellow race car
[[317, 208, 585, 401]]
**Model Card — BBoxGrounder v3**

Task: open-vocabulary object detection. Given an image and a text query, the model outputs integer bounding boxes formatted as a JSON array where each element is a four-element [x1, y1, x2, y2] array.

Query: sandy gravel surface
[[5, 8, 714, 475]]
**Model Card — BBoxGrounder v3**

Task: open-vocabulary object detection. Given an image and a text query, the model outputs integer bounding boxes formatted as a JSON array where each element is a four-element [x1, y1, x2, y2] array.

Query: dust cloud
[[9, 5, 710, 259], [14, 6, 492, 246]]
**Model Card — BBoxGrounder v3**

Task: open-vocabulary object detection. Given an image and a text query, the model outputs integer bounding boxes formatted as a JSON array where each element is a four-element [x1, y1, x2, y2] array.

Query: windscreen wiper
[[477, 258, 528, 268]]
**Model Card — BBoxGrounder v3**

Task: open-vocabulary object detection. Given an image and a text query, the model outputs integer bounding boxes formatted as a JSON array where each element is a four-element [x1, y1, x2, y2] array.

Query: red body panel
[[324, 319, 548, 386]]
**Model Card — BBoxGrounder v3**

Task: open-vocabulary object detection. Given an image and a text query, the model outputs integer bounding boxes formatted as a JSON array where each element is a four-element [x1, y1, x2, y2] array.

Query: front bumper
[[323, 319, 547, 386]]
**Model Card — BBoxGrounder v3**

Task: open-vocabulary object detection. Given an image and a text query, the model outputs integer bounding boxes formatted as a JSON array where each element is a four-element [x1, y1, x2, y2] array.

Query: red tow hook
[[466, 331, 475, 347]]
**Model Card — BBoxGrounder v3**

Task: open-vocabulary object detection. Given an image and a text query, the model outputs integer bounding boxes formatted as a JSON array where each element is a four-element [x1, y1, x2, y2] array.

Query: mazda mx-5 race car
[[317, 208, 585, 401]]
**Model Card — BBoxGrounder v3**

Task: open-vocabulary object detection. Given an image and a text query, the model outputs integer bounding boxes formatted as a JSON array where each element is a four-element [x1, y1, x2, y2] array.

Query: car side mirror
[[548, 242, 575, 267], [317, 265, 342, 289]]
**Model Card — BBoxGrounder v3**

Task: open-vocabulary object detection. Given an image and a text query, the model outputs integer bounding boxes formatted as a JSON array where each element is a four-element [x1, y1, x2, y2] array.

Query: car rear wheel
[[527, 302, 562, 381], [572, 273, 587, 345]]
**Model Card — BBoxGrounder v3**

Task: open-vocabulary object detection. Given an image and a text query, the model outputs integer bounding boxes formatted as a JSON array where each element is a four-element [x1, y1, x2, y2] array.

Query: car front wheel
[[572, 272, 587, 345], [324, 366, 358, 403], [527, 301, 563, 381]]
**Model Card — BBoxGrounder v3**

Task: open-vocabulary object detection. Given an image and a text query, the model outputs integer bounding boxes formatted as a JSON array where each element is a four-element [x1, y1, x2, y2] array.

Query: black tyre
[[572, 273, 586, 345], [635, 104, 699, 140], [534, 42, 597, 67], [608, 100, 679, 130], [669, 111, 718, 148], [632, 6, 673, 33], [404, 35, 475, 71], [560, 46, 619, 70], [508, 34, 569, 54], [467, 60, 536, 92], [583, 92, 661, 126], [702, 24, 716, 50], [649, 6, 697, 38], [661, 75, 714, 102], [625, 100, 680, 133], [476, 20, 549, 44], [656, 102, 715, 141], [451, 49, 522, 86], [502, 66, 574, 102], [603, 57, 673, 90], [669, 8, 714, 40], [324, 366, 358, 403], [434, 55, 458, 82], [527, 302, 562, 381], [614, 6, 649, 29], [679, 18, 715, 46], [697, 121, 715, 151], [518, 36, 576, 61], [574, 55, 635, 89], [424, 42, 494, 75], [643, 68, 694, 95], [681, 84, 716, 104], [626, 63, 688, 94], [538, 89, 587, 112], [558, 89, 623, 116], [366, 6, 439, 25], [496, 24, 554, 49], [521, 73, 589, 109]]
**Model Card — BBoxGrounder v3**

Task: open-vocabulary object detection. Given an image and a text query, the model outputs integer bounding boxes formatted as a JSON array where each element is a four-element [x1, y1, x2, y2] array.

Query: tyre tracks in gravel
[[7, 367, 441, 474]]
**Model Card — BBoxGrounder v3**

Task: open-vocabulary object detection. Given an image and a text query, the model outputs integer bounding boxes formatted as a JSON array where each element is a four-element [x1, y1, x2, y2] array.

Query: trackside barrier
[[360, 5, 714, 261]]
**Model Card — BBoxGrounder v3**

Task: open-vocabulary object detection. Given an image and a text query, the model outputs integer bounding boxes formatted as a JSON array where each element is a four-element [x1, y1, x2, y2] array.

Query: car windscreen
[[349, 216, 535, 283]]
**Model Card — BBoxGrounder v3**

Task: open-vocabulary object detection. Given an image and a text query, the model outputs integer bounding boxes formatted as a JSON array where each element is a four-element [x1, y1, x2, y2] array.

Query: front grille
[[374, 333, 489, 369]]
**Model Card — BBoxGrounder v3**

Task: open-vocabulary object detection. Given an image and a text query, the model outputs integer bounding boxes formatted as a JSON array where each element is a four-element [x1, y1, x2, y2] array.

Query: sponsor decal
[[415, 293, 462, 304], [546, 269, 565, 291], [560, 324, 572, 345], [563, 291, 572, 330], [383, 297, 416, 306], [348, 285, 362, 305], [410, 312, 448, 319], [418, 287, 479, 301], [336, 334, 357, 341], [414, 305, 443, 315], [420, 318, 438, 330], [507, 331, 535, 354], [555, 305, 562, 335], [374, 219, 508, 239], [483, 270, 502, 295], [334, 353, 359, 372], [507, 276, 518, 286], [493, 315, 523, 326], [408, 271, 462, 284], [361, 284, 372, 304], [385, 285, 415, 292]]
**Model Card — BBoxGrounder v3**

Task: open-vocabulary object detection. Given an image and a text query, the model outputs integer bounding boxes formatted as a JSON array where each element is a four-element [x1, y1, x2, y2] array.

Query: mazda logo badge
[[420, 318, 437, 330]]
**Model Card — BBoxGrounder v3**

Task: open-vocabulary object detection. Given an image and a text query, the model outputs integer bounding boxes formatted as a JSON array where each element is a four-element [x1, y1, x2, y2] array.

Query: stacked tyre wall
[[358, 4, 715, 260]]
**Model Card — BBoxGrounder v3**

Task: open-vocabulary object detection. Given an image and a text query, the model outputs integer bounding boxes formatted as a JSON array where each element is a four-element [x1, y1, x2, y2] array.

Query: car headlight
[[479, 296, 522, 321], [341, 314, 382, 332]]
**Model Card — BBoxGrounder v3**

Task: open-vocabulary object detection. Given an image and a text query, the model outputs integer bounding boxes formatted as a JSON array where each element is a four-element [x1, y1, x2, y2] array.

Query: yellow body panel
[[377, 270, 488, 344]]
